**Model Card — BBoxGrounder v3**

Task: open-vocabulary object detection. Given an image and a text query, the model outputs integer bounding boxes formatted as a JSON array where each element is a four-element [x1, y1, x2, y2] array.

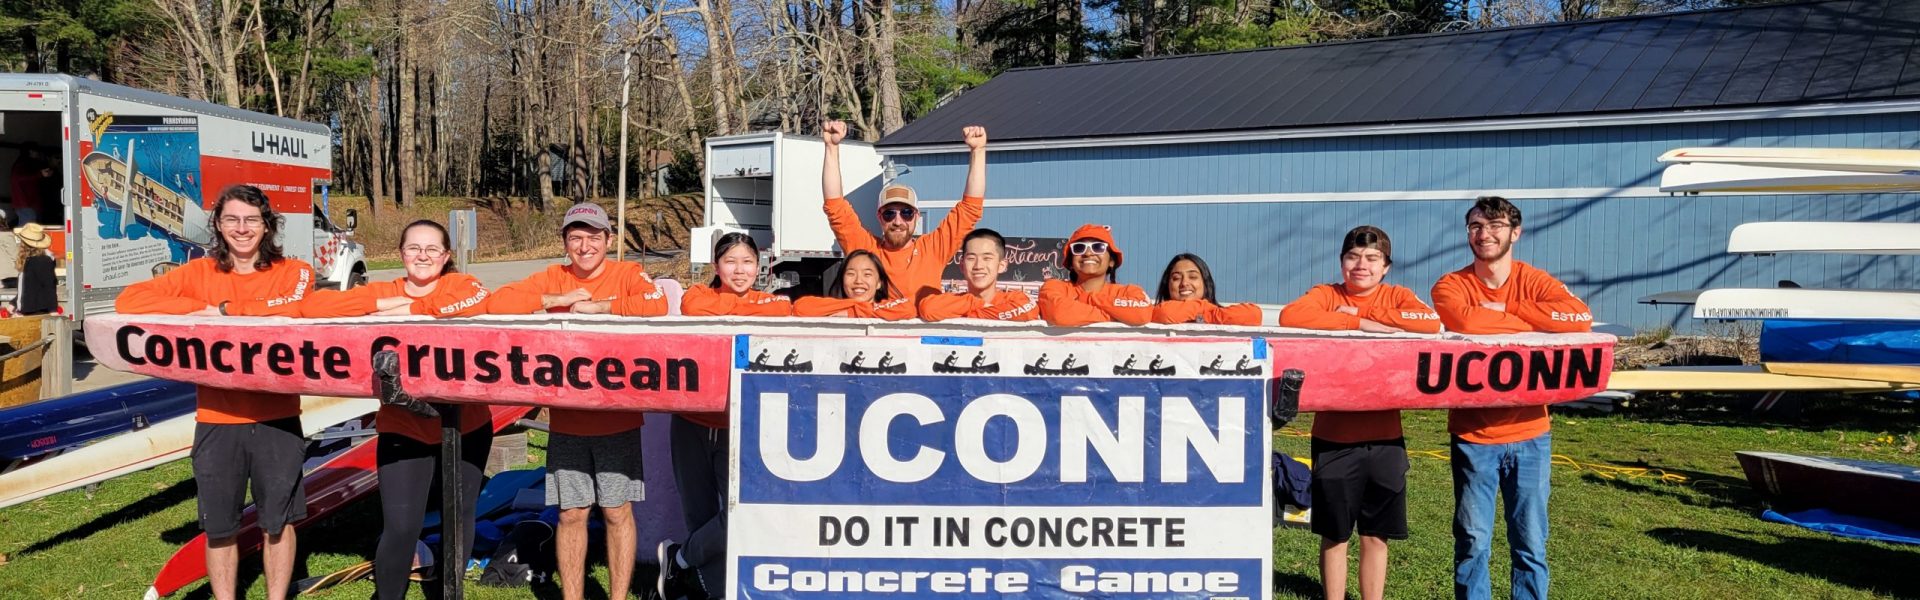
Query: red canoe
[[144, 405, 532, 599]]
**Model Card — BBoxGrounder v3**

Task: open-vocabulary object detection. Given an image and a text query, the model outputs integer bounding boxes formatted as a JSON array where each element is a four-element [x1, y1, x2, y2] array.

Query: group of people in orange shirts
[[113, 121, 1592, 600]]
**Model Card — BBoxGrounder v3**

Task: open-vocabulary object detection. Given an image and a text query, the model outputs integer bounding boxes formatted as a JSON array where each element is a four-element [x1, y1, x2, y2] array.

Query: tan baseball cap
[[880, 184, 918, 209]]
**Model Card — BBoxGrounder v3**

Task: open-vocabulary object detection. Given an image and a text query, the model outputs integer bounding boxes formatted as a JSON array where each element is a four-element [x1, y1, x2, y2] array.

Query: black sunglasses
[[880, 207, 918, 222]]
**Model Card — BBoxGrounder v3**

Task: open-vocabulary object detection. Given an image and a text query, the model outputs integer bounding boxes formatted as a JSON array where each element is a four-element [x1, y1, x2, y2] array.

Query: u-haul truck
[[0, 74, 365, 324]]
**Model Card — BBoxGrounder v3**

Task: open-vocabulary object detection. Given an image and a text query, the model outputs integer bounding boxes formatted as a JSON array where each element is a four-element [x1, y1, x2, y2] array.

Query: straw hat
[[14, 223, 51, 250]]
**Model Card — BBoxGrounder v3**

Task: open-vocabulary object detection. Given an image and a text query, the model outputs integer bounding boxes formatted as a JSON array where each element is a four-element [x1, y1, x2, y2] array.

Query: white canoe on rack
[[1692, 288, 1920, 321], [1728, 222, 1920, 255]]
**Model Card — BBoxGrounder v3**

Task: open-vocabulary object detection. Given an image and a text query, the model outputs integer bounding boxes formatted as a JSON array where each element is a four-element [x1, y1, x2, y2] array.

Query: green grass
[[1, 399, 1916, 599]]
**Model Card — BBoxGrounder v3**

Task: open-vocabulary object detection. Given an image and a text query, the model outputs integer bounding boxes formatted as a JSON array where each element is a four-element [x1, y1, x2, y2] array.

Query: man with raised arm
[[821, 121, 986, 301]]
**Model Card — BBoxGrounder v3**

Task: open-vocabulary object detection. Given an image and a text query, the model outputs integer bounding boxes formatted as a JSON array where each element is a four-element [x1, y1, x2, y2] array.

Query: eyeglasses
[[218, 216, 265, 229], [403, 245, 447, 258], [1069, 241, 1110, 255], [1466, 221, 1514, 234], [880, 207, 918, 222]]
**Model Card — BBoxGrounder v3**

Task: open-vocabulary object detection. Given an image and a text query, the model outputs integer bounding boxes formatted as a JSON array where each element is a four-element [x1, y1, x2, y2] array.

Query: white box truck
[[0, 74, 365, 324], [692, 132, 884, 295]]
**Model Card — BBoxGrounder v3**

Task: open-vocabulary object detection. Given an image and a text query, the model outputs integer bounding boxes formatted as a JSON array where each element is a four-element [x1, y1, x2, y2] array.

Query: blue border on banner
[[735, 556, 1263, 600], [736, 373, 1265, 507]]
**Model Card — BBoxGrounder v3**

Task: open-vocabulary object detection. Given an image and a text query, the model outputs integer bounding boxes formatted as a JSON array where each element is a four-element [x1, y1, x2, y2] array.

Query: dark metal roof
[[878, 0, 1920, 147]]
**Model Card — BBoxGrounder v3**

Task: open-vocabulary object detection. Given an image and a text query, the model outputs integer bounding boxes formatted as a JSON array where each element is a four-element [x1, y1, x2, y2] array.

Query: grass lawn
[[1, 396, 1916, 599]]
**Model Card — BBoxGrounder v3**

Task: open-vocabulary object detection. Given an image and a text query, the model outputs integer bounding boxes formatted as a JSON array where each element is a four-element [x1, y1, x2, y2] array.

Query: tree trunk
[[250, 0, 285, 116], [694, 0, 734, 135], [394, 2, 416, 208], [873, 0, 903, 134]]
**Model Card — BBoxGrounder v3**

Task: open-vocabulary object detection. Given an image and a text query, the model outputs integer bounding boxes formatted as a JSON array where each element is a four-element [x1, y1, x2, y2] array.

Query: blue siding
[[890, 113, 1920, 331]]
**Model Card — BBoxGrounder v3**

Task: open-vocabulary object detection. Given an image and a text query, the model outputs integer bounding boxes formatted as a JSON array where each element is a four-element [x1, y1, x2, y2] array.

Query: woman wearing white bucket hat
[[11, 222, 55, 315]]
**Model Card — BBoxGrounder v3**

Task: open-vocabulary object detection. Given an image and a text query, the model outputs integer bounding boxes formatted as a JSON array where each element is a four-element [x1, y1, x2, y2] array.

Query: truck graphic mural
[[79, 112, 210, 263]]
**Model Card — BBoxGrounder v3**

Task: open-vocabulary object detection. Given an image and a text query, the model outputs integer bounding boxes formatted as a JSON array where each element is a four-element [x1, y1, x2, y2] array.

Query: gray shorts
[[546, 427, 646, 509]]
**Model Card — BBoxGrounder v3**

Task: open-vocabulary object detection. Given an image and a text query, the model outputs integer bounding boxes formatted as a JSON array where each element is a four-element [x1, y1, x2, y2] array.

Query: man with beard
[[821, 121, 986, 301], [1430, 196, 1592, 600]]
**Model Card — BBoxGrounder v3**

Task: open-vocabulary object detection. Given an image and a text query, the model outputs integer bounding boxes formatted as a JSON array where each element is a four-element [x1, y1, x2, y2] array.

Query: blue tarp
[[1760, 320, 1920, 365], [1761, 508, 1920, 546]]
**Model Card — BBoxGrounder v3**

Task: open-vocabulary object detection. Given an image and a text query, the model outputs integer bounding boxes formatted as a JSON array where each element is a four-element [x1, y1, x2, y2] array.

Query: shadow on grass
[[1580, 465, 1758, 511], [1648, 527, 1920, 598], [1273, 569, 1322, 598], [17, 476, 198, 556], [1620, 393, 1920, 434]]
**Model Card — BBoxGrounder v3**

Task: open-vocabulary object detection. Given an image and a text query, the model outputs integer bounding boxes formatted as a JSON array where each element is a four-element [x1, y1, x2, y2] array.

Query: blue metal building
[[874, 0, 1920, 332]]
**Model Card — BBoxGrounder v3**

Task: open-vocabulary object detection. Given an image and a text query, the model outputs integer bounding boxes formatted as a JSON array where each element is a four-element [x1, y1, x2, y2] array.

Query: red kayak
[[145, 405, 533, 599]]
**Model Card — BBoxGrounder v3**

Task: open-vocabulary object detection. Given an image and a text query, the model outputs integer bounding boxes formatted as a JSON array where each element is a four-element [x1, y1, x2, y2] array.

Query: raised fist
[[822, 120, 848, 146], [963, 126, 987, 150]]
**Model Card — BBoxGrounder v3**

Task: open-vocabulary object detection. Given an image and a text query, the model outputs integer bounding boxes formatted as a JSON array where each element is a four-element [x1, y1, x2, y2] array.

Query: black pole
[[440, 403, 465, 599]]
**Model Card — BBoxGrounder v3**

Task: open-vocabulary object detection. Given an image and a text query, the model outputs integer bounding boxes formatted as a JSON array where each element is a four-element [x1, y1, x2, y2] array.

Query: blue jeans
[[1452, 434, 1551, 600]]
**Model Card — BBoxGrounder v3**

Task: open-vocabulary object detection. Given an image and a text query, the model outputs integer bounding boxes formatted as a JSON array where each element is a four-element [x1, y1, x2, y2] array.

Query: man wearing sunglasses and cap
[[821, 120, 987, 302]]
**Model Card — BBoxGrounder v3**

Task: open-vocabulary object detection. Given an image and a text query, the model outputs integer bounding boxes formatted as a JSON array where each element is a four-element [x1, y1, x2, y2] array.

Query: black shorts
[[1310, 437, 1410, 542], [192, 418, 308, 539]]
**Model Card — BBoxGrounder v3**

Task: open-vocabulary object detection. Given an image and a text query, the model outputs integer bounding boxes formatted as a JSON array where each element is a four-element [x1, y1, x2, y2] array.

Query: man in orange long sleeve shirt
[[1039, 224, 1152, 326], [115, 185, 313, 600], [1431, 197, 1592, 600], [1279, 225, 1438, 600], [487, 203, 664, 600], [918, 228, 1038, 322], [821, 120, 987, 301]]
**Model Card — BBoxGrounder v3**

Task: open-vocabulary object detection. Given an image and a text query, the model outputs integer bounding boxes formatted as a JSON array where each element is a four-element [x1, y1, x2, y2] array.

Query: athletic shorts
[[192, 418, 308, 539], [1310, 436, 1410, 541], [547, 427, 646, 509]]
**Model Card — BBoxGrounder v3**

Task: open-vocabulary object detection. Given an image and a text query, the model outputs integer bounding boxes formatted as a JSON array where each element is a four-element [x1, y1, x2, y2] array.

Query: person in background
[[115, 184, 315, 600], [655, 232, 788, 600], [11, 222, 56, 315], [1279, 225, 1440, 600], [821, 121, 987, 301], [1038, 224, 1151, 326], [794, 249, 916, 320], [487, 202, 667, 600], [299, 220, 494, 599], [1431, 197, 1592, 600], [1151, 253, 1261, 325], [8, 143, 49, 227], [917, 228, 1038, 322]]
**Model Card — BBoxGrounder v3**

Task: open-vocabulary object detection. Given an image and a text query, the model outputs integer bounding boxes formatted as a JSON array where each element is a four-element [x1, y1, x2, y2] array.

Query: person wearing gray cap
[[820, 121, 989, 302], [486, 201, 668, 600]]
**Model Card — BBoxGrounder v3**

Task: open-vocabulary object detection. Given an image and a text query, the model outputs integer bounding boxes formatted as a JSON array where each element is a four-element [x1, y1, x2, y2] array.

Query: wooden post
[[40, 317, 70, 399]]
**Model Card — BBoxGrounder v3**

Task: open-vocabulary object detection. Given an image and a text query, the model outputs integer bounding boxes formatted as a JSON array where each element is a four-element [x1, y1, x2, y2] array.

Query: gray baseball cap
[[560, 202, 611, 233]]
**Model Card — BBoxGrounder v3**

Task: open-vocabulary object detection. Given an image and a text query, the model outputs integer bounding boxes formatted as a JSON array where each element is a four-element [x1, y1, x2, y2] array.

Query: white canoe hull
[[1658, 147, 1920, 174], [1693, 288, 1920, 321], [0, 396, 377, 510], [1728, 222, 1920, 255], [1659, 162, 1920, 193]]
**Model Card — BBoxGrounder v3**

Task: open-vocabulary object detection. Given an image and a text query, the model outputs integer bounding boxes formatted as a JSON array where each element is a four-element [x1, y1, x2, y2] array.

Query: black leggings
[[375, 427, 492, 600]]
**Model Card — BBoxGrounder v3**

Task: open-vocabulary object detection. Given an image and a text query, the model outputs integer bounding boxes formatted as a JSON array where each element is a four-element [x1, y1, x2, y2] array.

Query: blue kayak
[[0, 379, 197, 463], [1760, 319, 1920, 365]]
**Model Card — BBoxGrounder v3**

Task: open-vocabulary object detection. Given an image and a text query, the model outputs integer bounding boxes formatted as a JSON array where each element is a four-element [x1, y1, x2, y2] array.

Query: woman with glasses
[[1151, 253, 1262, 325], [794, 249, 917, 320], [1039, 224, 1152, 326], [301, 219, 496, 599]]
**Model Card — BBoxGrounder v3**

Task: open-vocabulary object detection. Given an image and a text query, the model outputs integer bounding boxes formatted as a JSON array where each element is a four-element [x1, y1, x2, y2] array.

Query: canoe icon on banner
[[746, 347, 812, 373], [932, 350, 1000, 374], [1024, 353, 1089, 376], [1113, 354, 1177, 377], [1200, 354, 1264, 377], [839, 351, 907, 374]]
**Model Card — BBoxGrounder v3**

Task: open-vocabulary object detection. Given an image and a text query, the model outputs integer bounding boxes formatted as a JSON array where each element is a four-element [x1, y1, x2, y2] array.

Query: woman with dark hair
[[1152, 253, 1261, 325], [680, 232, 792, 317], [115, 184, 316, 600], [793, 249, 916, 320], [300, 218, 495, 599], [654, 231, 790, 599], [1038, 224, 1151, 326]]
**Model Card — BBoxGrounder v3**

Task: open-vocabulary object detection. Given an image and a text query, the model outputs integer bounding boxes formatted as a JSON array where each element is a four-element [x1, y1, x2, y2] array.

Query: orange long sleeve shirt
[[1152, 299, 1263, 326], [679, 285, 793, 429], [824, 195, 983, 301], [917, 290, 1039, 322], [1279, 283, 1442, 443], [302, 274, 494, 443], [793, 295, 918, 321], [487, 261, 667, 437], [679, 285, 794, 318], [1431, 261, 1593, 444], [1038, 279, 1153, 327], [115, 257, 316, 424]]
